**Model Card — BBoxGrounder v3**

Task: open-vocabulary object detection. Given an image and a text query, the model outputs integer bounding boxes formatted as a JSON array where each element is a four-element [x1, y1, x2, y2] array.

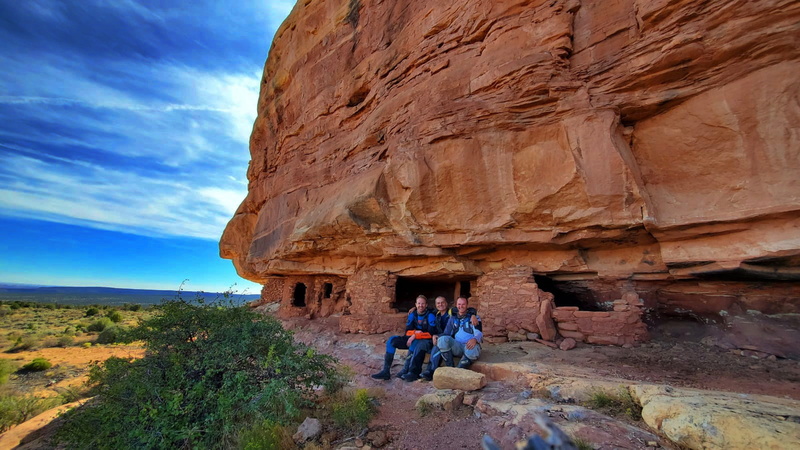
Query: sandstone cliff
[[221, 0, 799, 346]]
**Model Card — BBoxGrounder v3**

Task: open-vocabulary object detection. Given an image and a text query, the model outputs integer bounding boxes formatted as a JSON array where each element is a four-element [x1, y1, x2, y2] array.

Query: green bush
[[106, 310, 123, 323], [0, 359, 16, 385], [238, 420, 297, 450], [57, 296, 344, 449], [96, 326, 121, 344], [122, 303, 142, 312], [87, 318, 113, 332], [22, 358, 52, 371], [7, 335, 39, 353], [0, 394, 61, 433], [57, 335, 75, 347], [330, 389, 376, 432], [85, 307, 100, 317]]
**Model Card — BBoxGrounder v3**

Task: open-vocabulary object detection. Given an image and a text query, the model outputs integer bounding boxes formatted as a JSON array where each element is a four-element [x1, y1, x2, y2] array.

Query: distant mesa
[[220, 0, 800, 355]]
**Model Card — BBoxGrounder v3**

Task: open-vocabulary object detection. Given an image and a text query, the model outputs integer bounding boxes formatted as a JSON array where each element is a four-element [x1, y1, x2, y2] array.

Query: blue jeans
[[437, 336, 481, 361]]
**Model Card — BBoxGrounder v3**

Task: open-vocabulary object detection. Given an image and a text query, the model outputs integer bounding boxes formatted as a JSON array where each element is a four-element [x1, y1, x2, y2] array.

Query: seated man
[[420, 296, 481, 380], [435, 296, 483, 369], [371, 295, 437, 381]]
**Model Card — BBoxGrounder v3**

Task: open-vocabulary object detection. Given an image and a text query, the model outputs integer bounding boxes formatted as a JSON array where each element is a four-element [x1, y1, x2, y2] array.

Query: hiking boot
[[441, 351, 454, 367], [457, 356, 474, 369], [370, 353, 394, 380]]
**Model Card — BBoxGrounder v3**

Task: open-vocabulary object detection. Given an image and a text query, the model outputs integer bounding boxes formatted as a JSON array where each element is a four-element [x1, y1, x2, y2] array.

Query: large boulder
[[433, 367, 487, 391]]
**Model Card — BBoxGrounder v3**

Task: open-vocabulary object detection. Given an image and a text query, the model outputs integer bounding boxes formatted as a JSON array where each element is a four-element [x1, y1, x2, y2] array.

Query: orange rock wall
[[223, 0, 800, 336]]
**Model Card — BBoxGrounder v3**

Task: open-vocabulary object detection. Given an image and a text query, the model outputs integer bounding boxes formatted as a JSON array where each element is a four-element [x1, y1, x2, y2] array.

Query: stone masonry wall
[[258, 277, 284, 305], [474, 266, 557, 343], [340, 269, 403, 334], [278, 275, 317, 318], [553, 291, 649, 346]]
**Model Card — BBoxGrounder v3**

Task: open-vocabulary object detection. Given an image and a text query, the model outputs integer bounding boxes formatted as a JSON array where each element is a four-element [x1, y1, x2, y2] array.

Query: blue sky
[[0, 0, 295, 292]]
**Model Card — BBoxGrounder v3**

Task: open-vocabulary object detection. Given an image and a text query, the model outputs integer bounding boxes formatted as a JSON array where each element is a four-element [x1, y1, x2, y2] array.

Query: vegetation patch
[[56, 296, 345, 449], [0, 393, 61, 433], [584, 387, 642, 421], [328, 388, 376, 432], [238, 420, 298, 450], [22, 357, 52, 371]]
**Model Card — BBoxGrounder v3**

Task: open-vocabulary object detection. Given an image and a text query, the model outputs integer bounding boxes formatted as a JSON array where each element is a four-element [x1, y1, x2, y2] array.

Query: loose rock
[[293, 417, 321, 442], [433, 367, 487, 391]]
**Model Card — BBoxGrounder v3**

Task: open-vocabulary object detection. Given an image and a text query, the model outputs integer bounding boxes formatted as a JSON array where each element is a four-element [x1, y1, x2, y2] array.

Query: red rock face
[[221, 0, 800, 342]]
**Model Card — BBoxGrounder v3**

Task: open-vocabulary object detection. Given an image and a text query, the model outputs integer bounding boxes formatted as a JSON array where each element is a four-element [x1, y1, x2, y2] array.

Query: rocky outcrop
[[221, 0, 800, 342], [631, 385, 800, 450]]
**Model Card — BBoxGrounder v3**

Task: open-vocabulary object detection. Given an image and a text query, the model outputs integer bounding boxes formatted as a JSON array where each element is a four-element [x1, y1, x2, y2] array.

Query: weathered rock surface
[[631, 385, 800, 450], [415, 389, 464, 412], [433, 367, 487, 391], [221, 0, 800, 338], [293, 417, 322, 442]]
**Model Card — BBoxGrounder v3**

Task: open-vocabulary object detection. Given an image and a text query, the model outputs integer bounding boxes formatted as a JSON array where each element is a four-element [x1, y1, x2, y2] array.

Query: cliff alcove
[[221, 0, 800, 358]]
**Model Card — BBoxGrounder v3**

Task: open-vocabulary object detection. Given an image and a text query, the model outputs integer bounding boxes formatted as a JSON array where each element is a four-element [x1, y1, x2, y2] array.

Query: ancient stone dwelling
[[221, 0, 800, 357]]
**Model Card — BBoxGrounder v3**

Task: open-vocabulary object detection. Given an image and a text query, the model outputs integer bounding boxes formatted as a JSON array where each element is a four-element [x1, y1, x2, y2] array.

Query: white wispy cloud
[[0, 0, 296, 242], [0, 153, 247, 239]]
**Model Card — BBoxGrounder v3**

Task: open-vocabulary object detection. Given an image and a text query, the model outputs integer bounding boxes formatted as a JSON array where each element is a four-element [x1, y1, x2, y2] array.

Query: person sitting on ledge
[[435, 296, 483, 369], [420, 295, 481, 380], [371, 294, 438, 381]]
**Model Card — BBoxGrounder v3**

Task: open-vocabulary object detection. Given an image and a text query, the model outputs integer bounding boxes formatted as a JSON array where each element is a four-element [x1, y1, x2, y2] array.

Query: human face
[[415, 296, 427, 312], [456, 297, 468, 316], [435, 297, 448, 312]]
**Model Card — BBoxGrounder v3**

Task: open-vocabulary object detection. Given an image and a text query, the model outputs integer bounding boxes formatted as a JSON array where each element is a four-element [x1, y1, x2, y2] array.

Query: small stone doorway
[[393, 277, 475, 312]]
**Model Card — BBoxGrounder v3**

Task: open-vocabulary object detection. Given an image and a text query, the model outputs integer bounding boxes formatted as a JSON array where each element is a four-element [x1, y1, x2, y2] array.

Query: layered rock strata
[[222, 0, 800, 346]]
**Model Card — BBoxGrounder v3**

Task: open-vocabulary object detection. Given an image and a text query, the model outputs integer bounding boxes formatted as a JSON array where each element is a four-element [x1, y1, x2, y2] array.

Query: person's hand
[[407, 335, 415, 347], [432, 335, 438, 346], [471, 315, 479, 327], [466, 338, 478, 350], [409, 307, 416, 313]]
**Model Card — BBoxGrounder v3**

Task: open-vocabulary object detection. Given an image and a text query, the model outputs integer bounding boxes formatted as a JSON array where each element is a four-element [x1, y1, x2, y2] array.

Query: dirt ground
[[286, 315, 800, 449], [3, 314, 799, 449], [3, 344, 145, 397]]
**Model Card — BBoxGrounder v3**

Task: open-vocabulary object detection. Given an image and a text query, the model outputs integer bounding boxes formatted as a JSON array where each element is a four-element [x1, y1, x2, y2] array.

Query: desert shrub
[[122, 303, 142, 312], [585, 387, 642, 421], [0, 359, 16, 385], [57, 335, 75, 347], [22, 358, 52, 371], [81, 342, 92, 348], [237, 420, 298, 450], [572, 436, 594, 450], [7, 335, 39, 353], [0, 394, 61, 433], [87, 318, 113, 332], [57, 296, 345, 449], [95, 326, 121, 344], [329, 389, 376, 432], [55, 386, 87, 404], [43, 337, 60, 348], [106, 310, 122, 323], [84, 307, 99, 317]]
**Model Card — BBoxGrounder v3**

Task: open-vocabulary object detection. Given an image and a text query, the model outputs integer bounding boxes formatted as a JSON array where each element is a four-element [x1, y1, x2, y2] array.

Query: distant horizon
[[0, 281, 262, 295], [0, 2, 293, 294]]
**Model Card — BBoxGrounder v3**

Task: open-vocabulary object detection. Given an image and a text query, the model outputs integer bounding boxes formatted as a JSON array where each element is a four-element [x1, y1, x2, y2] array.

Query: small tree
[[57, 296, 344, 449]]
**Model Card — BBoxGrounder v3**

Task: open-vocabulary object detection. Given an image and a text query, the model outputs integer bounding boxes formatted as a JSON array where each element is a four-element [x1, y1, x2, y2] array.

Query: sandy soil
[[3, 344, 144, 397]]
